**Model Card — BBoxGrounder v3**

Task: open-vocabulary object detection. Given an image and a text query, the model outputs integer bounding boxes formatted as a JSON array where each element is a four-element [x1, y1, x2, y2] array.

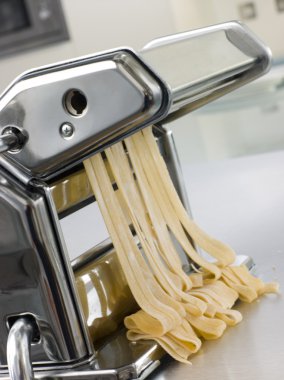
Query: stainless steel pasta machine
[[0, 22, 271, 380]]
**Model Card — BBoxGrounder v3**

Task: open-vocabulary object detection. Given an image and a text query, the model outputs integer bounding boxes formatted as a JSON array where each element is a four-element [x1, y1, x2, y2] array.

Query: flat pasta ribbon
[[83, 127, 279, 363]]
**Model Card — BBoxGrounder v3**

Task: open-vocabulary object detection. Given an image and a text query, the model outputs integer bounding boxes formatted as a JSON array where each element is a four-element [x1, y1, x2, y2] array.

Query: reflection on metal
[[50, 126, 188, 219], [0, 169, 89, 368], [75, 246, 138, 344], [0, 22, 271, 180], [141, 22, 271, 122], [0, 132, 18, 153], [0, 21, 270, 380], [7, 317, 35, 380], [51, 168, 93, 216], [0, 50, 169, 179], [194, 64, 284, 113]]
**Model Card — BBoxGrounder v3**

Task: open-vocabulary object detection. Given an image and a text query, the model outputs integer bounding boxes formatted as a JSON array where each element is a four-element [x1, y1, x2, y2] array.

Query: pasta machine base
[[0, 254, 255, 380], [0, 255, 255, 380], [86, 257, 255, 380]]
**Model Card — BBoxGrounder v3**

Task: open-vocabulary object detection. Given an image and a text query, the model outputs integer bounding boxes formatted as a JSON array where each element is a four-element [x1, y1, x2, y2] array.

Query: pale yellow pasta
[[125, 135, 222, 281], [141, 127, 236, 268], [84, 126, 279, 363], [84, 157, 183, 334]]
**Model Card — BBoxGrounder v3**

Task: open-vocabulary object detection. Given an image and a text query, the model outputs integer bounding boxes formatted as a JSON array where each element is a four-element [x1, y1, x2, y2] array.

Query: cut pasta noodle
[[83, 126, 279, 364]]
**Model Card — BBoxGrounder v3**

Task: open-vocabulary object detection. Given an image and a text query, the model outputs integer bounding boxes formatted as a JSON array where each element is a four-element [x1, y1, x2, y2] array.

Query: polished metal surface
[[155, 126, 191, 216], [1, 328, 163, 379], [75, 245, 138, 344], [49, 125, 190, 219], [7, 318, 35, 380], [0, 170, 89, 371], [51, 168, 93, 216], [0, 49, 169, 179], [195, 63, 284, 113], [147, 150, 284, 380], [0, 133, 18, 153], [141, 21, 271, 122], [0, 254, 255, 380], [42, 184, 95, 360], [0, 22, 271, 181], [0, 22, 275, 380]]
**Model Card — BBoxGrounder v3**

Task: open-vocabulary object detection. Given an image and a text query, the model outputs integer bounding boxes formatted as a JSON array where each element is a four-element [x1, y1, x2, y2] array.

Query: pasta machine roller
[[0, 22, 271, 380]]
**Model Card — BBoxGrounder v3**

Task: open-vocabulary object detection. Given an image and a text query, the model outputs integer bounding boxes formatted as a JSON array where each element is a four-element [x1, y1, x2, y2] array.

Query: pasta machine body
[[0, 22, 271, 379]]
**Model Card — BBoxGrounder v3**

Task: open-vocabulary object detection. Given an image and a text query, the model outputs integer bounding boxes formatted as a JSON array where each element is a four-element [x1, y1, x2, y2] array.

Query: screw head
[[60, 123, 74, 139]]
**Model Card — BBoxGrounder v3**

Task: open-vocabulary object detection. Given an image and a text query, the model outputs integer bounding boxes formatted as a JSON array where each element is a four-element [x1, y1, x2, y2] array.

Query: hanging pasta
[[83, 126, 279, 364]]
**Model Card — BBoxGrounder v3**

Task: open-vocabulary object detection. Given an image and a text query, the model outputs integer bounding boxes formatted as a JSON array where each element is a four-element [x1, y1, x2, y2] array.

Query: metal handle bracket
[[7, 317, 36, 380]]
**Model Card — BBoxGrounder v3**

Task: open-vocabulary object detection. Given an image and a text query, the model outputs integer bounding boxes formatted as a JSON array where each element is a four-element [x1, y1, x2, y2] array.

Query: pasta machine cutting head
[[0, 22, 270, 380]]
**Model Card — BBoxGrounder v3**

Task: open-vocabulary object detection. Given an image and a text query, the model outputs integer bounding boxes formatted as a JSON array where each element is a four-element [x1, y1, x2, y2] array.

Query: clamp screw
[[60, 123, 75, 139]]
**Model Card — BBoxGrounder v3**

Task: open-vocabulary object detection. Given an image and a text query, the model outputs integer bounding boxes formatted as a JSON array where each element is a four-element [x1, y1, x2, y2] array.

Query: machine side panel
[[0, 172, 88, 369]]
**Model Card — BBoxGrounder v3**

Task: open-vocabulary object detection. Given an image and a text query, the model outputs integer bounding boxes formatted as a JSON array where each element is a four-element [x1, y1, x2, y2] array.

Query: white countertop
[[149, 150, 284, 380]]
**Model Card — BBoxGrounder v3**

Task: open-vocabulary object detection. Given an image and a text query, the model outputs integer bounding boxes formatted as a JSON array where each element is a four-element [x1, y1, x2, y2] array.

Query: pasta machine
[[0, 22, 271, 380]]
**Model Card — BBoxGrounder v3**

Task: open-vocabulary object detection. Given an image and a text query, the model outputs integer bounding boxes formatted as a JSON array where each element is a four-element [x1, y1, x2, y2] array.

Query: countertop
[[149, 150, 284, 380]]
